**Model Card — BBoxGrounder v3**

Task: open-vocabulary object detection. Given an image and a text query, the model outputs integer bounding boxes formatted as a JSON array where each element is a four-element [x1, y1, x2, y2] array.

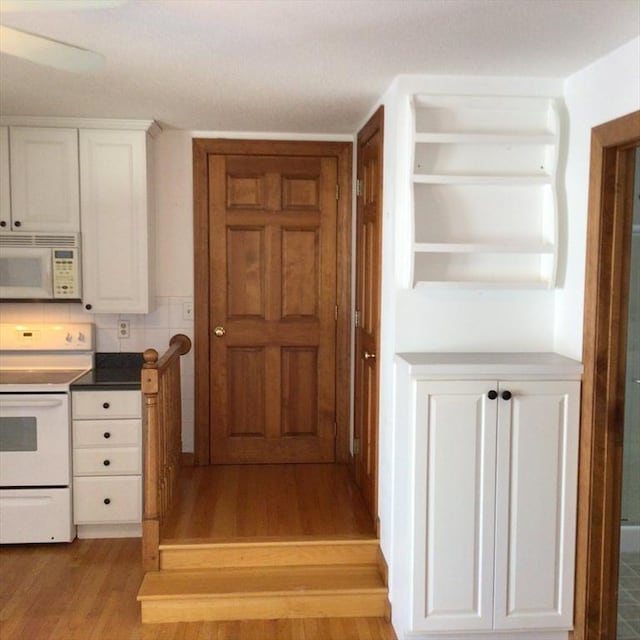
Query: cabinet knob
[[103, 432, 111, 439], [502, 390, 512, 401], [103, 459, 110, 466], [102, 402, 110, 409], [0, 221, 6, 227], [487, 390, 498, 400], [14, 220, 21, 227], [85, 304, 92, 310], [364, 351, 376, 360], [103, 498, 111, 505], [214, 326, 226, 337]]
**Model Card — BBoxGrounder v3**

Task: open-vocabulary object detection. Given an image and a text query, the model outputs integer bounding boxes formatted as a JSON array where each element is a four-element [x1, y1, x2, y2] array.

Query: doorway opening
[[575, 110, 640, 639]]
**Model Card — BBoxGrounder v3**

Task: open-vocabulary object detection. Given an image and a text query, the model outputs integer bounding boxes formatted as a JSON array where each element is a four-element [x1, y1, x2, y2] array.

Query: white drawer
[[73, 447, 141, 475], [72, 390, 141, 420], [74, 476, 141, 524], [73, 419, 141, 447]]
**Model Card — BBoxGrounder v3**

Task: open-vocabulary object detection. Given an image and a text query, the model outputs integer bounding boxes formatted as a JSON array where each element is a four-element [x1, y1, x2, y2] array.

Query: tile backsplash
[[0, 296, 196, 452]]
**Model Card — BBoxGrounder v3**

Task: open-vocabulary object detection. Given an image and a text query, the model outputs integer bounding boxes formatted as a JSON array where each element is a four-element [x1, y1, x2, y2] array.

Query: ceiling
[[0, 0, 638, 134]]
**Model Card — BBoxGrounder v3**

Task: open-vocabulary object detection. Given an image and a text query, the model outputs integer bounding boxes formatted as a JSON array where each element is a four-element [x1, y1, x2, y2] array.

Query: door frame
[[192, 138, 353, 466], [574, 110, 640, 639]]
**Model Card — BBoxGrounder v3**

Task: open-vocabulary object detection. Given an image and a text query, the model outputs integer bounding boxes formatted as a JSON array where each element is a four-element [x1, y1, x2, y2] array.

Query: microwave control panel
[[52, 249, 80, 298]]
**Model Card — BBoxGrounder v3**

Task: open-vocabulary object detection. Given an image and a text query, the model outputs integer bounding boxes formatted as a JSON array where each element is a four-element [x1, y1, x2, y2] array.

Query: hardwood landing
[[161, 463, 376, 540], [138, 463, 389, 626]]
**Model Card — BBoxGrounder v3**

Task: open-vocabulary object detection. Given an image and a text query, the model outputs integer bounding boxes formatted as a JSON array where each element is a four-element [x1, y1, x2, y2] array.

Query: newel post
[[141, 347, 160, 571]]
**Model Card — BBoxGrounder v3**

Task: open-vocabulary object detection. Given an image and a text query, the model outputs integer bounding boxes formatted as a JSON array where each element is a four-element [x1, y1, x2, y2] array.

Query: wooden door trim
[[575, 110, 639, 639], [192, 138, 353, 465]]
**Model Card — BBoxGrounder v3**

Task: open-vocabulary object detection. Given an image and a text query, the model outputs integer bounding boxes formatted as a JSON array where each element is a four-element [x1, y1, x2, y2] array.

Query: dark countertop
[[71, 352, 144, 391]]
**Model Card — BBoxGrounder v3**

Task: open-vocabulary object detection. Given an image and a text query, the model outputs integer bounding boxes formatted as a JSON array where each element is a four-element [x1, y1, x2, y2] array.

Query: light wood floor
[[161, 463, 376, 541], [0, 538, 397, 640]]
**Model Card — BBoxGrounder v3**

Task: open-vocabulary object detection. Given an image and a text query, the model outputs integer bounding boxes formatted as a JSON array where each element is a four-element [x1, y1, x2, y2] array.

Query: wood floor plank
[[161, 464, 374, 540], [0, 538, 396, 640]]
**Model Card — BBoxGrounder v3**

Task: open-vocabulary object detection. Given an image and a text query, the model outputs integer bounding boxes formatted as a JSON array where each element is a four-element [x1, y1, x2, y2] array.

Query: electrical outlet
[[183, 302, 194, 321], [118, 320, 130, 338]]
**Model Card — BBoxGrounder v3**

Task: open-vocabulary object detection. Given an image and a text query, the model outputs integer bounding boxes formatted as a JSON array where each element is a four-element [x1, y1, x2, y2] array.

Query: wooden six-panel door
[[207, 152, 337, 463], [354, 107, 383, 518]]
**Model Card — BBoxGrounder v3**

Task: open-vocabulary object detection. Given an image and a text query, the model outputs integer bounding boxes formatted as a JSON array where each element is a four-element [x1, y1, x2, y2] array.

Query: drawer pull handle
[[103, 432, 111, 439], [103, 459, 111, 466], [103, 498, 111, 505], [102, 402, 110, 409]]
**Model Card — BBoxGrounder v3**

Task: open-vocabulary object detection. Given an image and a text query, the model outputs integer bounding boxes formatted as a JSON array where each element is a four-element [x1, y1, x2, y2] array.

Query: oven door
[[0, 393, 71, 486]]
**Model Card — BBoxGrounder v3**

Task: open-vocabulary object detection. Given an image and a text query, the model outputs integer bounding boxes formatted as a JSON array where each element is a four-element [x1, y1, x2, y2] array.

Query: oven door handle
[[0, 399, 65, 408]]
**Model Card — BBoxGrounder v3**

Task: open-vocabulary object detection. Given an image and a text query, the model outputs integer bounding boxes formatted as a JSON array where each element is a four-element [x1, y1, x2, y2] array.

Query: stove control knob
[[77, 332, 85, 343], [65, 333, 73, 343]]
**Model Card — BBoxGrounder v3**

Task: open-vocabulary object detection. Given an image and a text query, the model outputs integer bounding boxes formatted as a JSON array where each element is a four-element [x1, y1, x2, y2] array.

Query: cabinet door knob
[[103, 498, 111, 505], [502, 390, 512, 401], [85, 303, 92, 310], [487, 390, 498, 400], [214, 326, 226, 337], [103, 432, 111, 439], [0, 221, 6, 227], [364, 351, 376, 360], [102, 402, 110, 409], [14, 220, 21, 227], [103, 459, 110, 466]]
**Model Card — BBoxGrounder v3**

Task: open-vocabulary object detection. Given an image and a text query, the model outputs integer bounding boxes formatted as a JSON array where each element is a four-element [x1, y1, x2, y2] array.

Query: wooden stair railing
[[141, 333, 192, 571]]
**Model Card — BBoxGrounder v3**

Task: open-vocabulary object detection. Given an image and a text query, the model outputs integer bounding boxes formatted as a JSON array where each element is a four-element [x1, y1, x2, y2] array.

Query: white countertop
[[396, 352, 583, 378]]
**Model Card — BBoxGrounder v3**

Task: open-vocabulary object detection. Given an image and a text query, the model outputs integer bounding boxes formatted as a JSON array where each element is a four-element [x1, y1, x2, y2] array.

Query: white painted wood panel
[[79, 129, 151, 313], [0, 127, 10, 229], [413, 380, 498, 631], [9, 127, 79, 232], [494, 380, 579, 630]]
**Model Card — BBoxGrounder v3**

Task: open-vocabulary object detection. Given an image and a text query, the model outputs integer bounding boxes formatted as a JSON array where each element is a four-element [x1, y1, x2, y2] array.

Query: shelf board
[[414, 132, 555, 145], [413, 242, 555, 254], [413, 174, 552, 186]]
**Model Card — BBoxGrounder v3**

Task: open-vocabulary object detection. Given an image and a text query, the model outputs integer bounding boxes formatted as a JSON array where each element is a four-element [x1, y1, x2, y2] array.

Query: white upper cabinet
[[8, 127, 80, 232], [410, 95, 560, 289], [0, 127, 10, 229], [79, 129, 154, 314]]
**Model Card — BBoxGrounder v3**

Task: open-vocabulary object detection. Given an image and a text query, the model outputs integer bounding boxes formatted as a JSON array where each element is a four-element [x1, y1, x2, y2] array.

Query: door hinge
[[355, 310, 361, 328], [335, 184, 340, 200], [353, 438, 360, 455], [356, 179, 363, 197], [335, 304, 338, 321]]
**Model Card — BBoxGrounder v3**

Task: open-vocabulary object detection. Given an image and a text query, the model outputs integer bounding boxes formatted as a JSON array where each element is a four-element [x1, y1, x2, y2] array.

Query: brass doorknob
[[214, 326, 226, 337], [364, 351, 376, 360]]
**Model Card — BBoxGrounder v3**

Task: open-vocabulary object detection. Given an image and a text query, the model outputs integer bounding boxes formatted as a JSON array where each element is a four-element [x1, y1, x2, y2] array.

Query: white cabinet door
[[494, 380, 580, 630], [413, 380, 498, 632], [79, 129, 152, 313], [0, 127, 10, 229], [9, 127, 80, 232]]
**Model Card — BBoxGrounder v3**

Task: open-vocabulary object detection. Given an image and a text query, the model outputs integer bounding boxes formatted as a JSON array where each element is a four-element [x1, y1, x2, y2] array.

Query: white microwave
[[0, 233, 81, 301]]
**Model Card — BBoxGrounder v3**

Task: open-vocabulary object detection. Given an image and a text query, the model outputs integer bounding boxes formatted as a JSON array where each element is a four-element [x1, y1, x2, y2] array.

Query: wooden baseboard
[[181, 452, 195, 466]]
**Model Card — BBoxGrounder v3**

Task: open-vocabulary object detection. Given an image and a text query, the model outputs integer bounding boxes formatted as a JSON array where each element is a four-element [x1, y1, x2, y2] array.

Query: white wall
[[555, 37, 640, 359]]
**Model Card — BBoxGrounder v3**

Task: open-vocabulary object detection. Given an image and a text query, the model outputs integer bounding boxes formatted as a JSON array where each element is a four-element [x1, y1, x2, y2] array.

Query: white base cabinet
[[394, 353, 582, 640], [72, 389, 142, 538]]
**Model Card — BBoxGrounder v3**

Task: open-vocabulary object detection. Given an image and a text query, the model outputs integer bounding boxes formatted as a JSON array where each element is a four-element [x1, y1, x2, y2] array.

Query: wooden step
[[159, 537, 380, 570], [137, 564, 388, 624]]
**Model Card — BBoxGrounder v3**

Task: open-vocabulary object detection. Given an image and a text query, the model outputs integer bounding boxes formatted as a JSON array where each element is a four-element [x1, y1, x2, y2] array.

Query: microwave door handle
[[0, 399, 65, 408]]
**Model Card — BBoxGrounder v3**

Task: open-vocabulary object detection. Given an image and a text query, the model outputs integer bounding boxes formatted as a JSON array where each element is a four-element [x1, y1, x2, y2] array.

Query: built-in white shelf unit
[[410, 94, 560, 289]]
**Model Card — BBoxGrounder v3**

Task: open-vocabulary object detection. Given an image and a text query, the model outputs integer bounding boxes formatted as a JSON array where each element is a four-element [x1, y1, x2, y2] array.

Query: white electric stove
[[0, 323, 94, 543]]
